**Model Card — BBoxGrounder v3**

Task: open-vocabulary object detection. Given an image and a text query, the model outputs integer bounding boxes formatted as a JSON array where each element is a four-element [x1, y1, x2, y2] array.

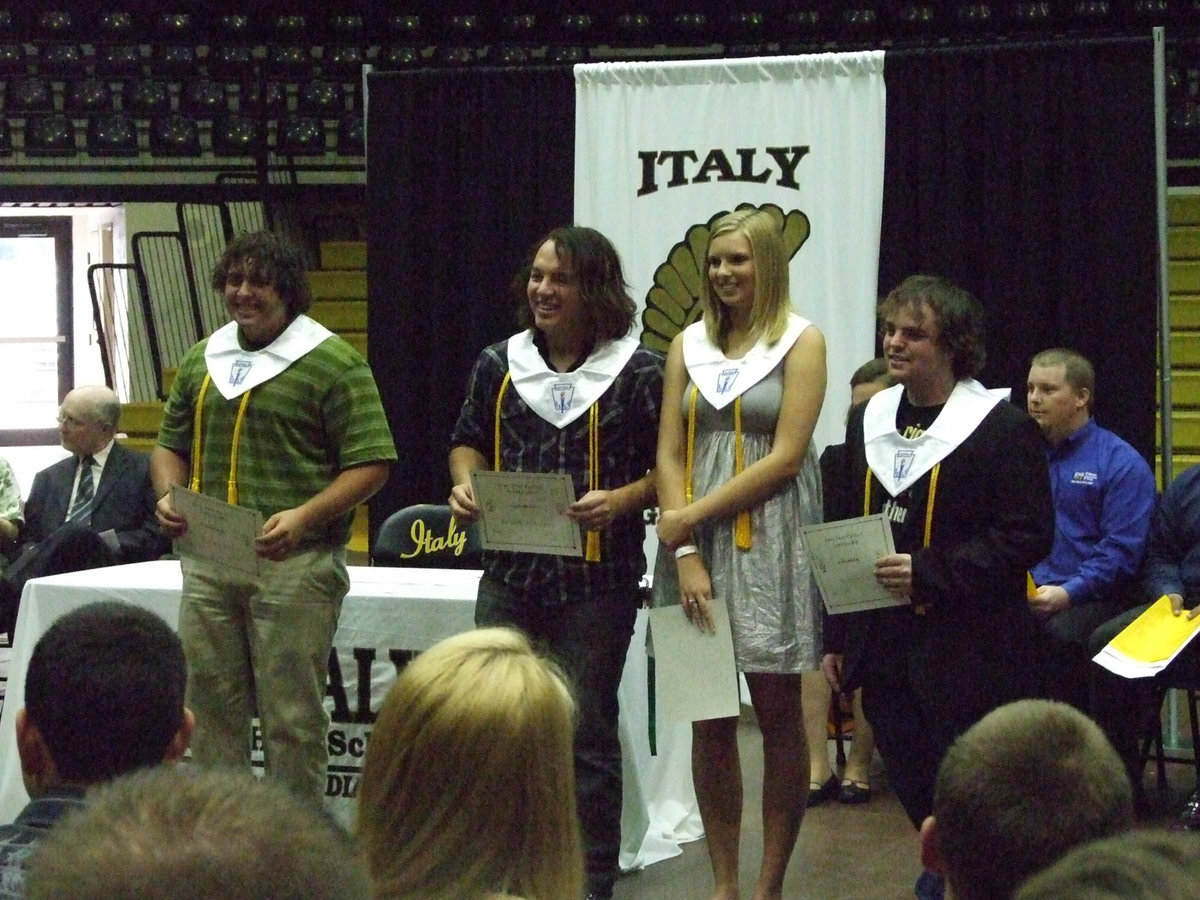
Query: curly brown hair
[[211, 230, 312, 318], [878, 275, 986, 381]]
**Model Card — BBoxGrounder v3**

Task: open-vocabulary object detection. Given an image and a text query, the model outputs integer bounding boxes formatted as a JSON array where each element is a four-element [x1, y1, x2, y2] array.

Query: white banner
[[574, 52, 886, 450]]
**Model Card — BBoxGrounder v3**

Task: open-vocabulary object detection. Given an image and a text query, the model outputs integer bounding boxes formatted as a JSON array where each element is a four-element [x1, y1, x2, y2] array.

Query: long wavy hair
[[358, 627, 583, 900], [514, 226, 636, 344]]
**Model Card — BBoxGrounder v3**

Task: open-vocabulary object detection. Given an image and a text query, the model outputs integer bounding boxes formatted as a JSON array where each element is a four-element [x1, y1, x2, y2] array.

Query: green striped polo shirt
[[159, 332, 397, 548]]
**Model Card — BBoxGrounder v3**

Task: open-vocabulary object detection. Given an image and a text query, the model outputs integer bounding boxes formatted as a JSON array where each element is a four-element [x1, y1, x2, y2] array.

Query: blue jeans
[[475, 575, 637, 898]]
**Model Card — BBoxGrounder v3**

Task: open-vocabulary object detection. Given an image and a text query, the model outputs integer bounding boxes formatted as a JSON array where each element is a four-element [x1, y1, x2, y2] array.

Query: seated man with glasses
[[0, 385, 168, 637]]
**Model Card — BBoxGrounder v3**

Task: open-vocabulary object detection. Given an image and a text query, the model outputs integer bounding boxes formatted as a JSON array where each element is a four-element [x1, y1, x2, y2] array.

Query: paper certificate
[[469, 470, 582, 556], [800, 514, 905, 614], [1093, 595, 1200, 678], [648, 599, 740, 722], [170, 485, 263, 579]]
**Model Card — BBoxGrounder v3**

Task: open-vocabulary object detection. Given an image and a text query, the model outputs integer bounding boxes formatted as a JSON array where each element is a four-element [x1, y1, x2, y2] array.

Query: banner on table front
[[574, 53, 886, 450]]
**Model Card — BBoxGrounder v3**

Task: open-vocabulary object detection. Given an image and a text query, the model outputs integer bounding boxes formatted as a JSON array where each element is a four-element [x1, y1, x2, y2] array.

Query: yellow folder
[[1108, 596, 1200, 664]]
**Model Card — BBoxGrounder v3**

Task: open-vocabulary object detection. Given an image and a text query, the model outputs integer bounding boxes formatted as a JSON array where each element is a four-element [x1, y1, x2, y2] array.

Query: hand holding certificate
[[169, 485, 263, 579], [799, 514, 907, 614], [469, 470, 583, 556]]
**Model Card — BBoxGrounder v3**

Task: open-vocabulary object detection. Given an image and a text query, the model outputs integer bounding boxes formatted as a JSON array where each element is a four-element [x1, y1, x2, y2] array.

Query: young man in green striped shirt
[[152, 231, 396, 804]]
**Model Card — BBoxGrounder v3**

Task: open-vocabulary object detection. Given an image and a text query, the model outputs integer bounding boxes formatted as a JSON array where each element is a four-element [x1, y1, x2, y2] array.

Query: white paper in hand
[[648, 599, 740, 723]]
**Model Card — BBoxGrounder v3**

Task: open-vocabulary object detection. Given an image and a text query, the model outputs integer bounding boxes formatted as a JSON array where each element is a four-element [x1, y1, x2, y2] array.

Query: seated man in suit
[[1026, 348, 1156, 711], [0, 601, 193, 896], [0, 386, 169, 636]]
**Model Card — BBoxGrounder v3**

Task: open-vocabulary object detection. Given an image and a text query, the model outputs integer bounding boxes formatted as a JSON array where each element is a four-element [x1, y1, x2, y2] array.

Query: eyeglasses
[[56, 412, 89, 427]]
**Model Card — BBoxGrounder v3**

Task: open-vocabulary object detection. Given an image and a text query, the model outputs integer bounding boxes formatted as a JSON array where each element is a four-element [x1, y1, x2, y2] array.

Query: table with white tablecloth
[[0, 561, 701, 870]]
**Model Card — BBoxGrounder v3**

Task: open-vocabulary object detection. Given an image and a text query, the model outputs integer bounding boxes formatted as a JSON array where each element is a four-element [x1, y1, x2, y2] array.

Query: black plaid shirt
[[450, 336, 663, 606]]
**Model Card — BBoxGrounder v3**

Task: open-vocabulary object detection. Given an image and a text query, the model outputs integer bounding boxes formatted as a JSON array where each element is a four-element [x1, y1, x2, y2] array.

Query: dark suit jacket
[[21, 442, 168, 563]]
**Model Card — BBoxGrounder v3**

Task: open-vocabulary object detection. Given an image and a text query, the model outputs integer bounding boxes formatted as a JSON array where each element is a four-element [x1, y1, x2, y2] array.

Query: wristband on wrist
[[674, 544, 699, 560]]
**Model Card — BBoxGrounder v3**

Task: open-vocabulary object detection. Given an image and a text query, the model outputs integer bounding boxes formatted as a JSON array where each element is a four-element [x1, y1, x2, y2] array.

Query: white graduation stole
[[679, 314, 810, 550], [863, 379, 1005, 497], [204, 315, 333, 400], [505, 331, 638, 428], [680, 314, 811, 410]]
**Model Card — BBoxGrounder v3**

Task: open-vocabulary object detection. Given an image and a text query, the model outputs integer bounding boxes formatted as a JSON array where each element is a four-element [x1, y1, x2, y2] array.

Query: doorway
[[0, 217, 71, 447]]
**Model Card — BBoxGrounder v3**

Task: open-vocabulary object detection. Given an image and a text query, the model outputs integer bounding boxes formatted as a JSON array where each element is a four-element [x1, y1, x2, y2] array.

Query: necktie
[[67, 455, 95, 524]]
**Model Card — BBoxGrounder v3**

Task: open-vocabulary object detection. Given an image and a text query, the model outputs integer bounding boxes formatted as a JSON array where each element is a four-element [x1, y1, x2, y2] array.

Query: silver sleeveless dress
[[652, 361, 824, 673]]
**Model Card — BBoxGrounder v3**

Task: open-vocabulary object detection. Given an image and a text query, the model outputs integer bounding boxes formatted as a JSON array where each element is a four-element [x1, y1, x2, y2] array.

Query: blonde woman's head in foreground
[[358, 627, 582, 900]]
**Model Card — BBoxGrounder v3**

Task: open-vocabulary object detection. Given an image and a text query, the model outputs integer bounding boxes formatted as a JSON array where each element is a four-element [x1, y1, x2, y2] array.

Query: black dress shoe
[[807, 774, 839, 807], [837, 779, 872, 805]]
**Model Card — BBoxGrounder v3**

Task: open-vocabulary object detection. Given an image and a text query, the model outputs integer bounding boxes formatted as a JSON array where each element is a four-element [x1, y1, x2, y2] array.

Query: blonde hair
[[702, 208, 792, 352], [358, 627, 582, 900]]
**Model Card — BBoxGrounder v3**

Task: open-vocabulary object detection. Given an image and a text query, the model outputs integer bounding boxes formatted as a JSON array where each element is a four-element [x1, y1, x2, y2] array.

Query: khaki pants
[[179, 546, 347, 804]]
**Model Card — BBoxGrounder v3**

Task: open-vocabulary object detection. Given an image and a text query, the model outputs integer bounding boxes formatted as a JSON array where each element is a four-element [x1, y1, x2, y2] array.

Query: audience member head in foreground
[[19, 600, 192, 794], [1014, 828, 1200, 900], [0, 602, 192, 895], [25, 766, 368, 900], [358, 627, 582, 900], [920, 698, 1134, 900]]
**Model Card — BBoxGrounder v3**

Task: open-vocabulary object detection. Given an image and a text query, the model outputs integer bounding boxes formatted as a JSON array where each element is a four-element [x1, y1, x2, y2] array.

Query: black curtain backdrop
[[367, 38, 1158, 538], [878, 35, 1158, 460], [366, 67, 575, 529]]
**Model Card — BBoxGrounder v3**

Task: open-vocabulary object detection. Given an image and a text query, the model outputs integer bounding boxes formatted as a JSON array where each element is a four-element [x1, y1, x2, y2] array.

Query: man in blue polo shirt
[[1026, 348, 1156, 711]]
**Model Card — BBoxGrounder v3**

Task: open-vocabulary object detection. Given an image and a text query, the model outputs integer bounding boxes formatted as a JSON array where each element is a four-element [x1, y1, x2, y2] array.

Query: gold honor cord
[[188, 375, 210, 492], [863, 463, 940, 614], [190, 373, 253, 504], [494, 371, 601, 562], [493, 372, 512, 471], [686, 385, 751, 551], [732, 394, 750, 549], [585, 403, 600, 562], [685, 385, 698, 504]]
